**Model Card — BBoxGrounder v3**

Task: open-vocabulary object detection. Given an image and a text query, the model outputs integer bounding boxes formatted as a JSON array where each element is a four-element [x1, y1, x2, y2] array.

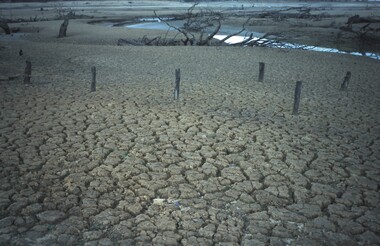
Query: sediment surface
[[1, 18, 380, 245]]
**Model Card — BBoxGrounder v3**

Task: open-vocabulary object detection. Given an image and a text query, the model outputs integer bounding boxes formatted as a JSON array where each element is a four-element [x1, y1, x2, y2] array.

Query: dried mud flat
[[1, 19, 380, 245]]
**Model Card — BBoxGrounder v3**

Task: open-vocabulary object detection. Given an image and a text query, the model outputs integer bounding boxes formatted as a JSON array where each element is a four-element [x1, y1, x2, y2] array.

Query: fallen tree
[[345, 15, 380, 29], [340, 15, 380, 42]]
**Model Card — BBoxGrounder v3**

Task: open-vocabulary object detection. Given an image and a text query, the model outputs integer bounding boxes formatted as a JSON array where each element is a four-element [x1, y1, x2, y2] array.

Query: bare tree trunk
[[0, 21, 11, 35], [58, 17, 69, 38]]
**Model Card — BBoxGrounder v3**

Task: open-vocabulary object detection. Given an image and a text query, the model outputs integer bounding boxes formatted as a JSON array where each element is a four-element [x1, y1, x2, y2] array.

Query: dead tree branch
[[155, 3, 226, 46], [197, 18, 221, 45], [154, 10, 195, 45]]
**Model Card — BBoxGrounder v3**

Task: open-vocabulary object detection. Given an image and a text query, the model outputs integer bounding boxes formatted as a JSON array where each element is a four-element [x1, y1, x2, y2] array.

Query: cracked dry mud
[[1, 34, 380, 245]]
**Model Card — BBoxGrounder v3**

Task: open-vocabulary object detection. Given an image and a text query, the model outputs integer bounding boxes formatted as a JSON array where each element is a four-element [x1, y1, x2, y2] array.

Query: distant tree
[[152, 2, 253, 46], [0, 20, 11, 35], [58, 11, 73, 38]]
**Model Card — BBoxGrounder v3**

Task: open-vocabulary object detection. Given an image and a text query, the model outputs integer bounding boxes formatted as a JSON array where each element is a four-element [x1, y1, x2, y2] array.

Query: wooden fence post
[[58, 17, 69, 38], [292, 81, 303, 115], [258, 62, 265, 82], [174, 68, 180, 100], [340, 71, 351, 91], [24, 60, 32, 84], [91, 66, 96, 92]]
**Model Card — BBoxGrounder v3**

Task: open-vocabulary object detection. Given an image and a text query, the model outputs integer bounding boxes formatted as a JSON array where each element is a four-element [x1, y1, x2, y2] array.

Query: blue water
[[213, 35, 380, 60]]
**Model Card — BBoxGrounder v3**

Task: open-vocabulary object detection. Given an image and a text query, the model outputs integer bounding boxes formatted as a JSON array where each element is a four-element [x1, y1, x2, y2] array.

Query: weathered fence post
[[340, 71, 351, 91], [91, 66, 96, 92], [258, 62, 265, 82], [58, 17, 69, 38], [292, 81, 303, 115], [24, 60, 32, 84], [174, 68, 180, 100]]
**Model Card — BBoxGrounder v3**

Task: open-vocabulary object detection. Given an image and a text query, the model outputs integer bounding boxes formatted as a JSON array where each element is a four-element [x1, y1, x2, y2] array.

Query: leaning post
[[340, 71, 351, 91], [24, 60, 32, 84], [292, 81, 303, 115]]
